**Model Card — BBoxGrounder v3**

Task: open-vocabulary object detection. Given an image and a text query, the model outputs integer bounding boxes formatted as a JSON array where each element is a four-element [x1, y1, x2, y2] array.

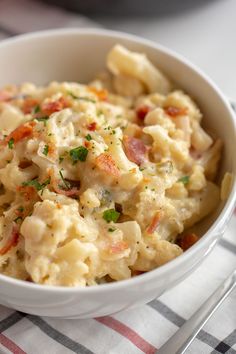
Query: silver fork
[[157, 269, 236, 354]]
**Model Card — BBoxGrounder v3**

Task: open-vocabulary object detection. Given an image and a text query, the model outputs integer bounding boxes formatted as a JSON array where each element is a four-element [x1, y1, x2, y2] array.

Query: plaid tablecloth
[[0, 1, 235, 353]]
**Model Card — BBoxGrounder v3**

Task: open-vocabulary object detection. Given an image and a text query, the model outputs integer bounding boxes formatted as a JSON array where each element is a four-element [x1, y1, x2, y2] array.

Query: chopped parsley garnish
[[69, 146, 88, 164], [18, 206, 24, 213], [178, 175, 190, 185], [8, 138, 14, 149], [43, 144, 49, 156], [103, 209, 120, 223], [22, 177, 50, 191], [59, 169, 70, 190], [67, 91, 96, 103], [85, 134, 92, 141], [97, 110, 103, 116], [33, 105, 40, 114], [35, 116, 49, 126]]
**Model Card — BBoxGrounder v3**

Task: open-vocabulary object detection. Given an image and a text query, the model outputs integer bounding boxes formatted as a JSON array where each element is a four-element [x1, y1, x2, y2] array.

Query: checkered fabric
[[0, 1, 235, 353]]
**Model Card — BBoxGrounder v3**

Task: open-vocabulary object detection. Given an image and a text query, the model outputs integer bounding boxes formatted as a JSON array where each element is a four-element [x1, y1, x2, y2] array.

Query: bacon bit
[[41, 97, 70, 115], [177, 233, 199, 251], [146, 211, 162, 234], [88, 87, 108, 101], [17, 185, 37, 201], [0, 90, 12, 102], [53, 184, 79, 197], [19, 160, 32, 169], [3, 121, 36, 146], [0, 223, 19, 256], [110, 241, 129, 254], [95, 153, 120, 178], [87, 122, 97, 131], [136, 105, 151, 121], [123, 135, 148, 166], [48, 169, 79, 197], [164, 106, 188, 117], [22, 98, 40, 114]]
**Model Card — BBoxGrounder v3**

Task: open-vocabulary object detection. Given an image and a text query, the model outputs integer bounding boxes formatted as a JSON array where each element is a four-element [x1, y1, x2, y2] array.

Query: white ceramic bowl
[[0, 29, 235, 319]]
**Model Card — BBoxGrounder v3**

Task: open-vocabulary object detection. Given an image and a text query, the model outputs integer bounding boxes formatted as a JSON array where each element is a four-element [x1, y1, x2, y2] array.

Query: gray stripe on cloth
[[148, 300, 236, 351], [0, 311, 25, 333], [220, 239, 236, 255], [211, 347, 236, 354], [212, 329, 236, 354], [223, 330, 236, 348], [27, 315, 94, 354]]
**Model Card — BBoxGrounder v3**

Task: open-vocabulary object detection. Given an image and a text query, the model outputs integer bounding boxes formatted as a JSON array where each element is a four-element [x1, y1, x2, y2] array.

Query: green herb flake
[[85, 134, 92, 141], [14, 216, 23, 223], [43, 144, 49, 156], [108, 227, 116, 232], [67, 91, 96, 103], [59, 169, 70, 190], [178, 175, 190, 185], [35, 116, 49, 126], [32, 105, 40, 114], [97, 110, 103, 116], [103, 209, 120, 223], [8, 138, 14, 149], [22, 177, 50, 191], [69, 146, 88, 164], [18, 206, 24, 213], [59, 156, 64, 164]]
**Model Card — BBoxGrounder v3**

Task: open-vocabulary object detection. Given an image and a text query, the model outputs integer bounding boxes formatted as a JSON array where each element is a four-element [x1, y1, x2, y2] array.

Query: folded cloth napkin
[[0, 1, 235, 353]]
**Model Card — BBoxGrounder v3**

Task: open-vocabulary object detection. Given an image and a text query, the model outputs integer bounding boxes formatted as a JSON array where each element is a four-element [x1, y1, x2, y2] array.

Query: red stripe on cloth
[[96, 316, 157, 354], [0, 333, 26, 354]]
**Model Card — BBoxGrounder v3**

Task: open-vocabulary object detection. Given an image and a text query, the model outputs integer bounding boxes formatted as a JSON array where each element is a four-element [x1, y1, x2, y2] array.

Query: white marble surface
[[97, 0, 236, 101]]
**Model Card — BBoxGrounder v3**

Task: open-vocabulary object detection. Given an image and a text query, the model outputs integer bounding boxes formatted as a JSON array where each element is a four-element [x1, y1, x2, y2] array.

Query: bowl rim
[[0, 27, 235, 294]]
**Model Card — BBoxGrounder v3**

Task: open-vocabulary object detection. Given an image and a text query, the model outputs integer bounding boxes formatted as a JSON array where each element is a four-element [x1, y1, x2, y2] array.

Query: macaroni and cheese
[[0, 45, 223, 286]]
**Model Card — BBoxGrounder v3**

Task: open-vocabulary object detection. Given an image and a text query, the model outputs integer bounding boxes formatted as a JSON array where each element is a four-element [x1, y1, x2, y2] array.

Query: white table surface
[[97, 0, 236, 102]]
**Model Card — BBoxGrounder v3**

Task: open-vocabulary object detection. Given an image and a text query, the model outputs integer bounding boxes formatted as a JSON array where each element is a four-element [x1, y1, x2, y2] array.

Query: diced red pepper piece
[[136, 105, 151, 121], [87, 122, 97, 131]]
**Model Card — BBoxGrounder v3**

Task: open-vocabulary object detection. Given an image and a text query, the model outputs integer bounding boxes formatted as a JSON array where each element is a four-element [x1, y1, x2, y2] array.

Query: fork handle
[[157, 270, 236, 354]]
